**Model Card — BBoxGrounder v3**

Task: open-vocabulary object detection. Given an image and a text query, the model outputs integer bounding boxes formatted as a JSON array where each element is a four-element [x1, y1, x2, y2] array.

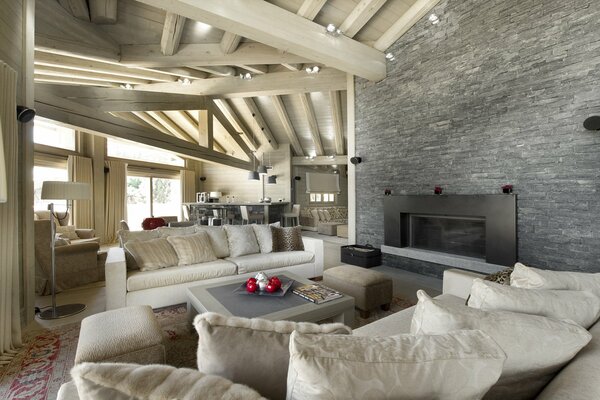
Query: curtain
[[104, 160, 127, 244], [0, 62, 22, 365], [306, 172, 341, 193], [180, 169, 196, 203], [68, 155, 93, 228]]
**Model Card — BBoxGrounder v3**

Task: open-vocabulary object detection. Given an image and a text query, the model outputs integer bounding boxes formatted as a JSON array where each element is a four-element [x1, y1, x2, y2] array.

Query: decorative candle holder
[[434, 186, 443, 195], [501, 184, 513, 194]]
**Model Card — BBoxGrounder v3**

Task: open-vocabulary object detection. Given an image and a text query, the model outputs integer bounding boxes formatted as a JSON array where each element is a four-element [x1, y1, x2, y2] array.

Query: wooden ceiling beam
[[329, 91, 345, 155], [109, 111, 156, 131], [132, 68, 347, 98], [297, 0, 328, 19], [164, 110, 202, 143], [146, 111, 199, 143], [242, 98, 278, 150], [299, 93, 324, 156], [340, 0, 388, 38], [154, 67, 207, 80], [131, 0, 385, 80], [57, 0, 90, 21], [220, 32, 242, 54], [187, 65, 237, 77], [161, 13, 186, 56], [89, 0, 118, 24], [374, 0, 442, 51], [131, 112, 173, 135], [236, 65, 268, 75], [209, 102, 255, 160], [34, 75, 119, 87], [212, 99, 258, 150], [34, 66, 149, 85], [292, 155, 348, 166], [270, 96, 304, 157], [120, 42, 309, 68], [281, 63, 302, 71]]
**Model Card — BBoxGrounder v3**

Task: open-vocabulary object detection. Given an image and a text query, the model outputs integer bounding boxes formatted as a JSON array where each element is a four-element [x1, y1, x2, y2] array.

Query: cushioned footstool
[[75, 305, 165, 365], [323, 265, 393, 319], [317, 222, 343, 236]]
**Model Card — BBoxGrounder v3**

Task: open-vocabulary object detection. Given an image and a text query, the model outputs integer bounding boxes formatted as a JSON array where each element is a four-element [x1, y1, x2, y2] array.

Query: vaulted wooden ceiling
[[34, 0, 441, 168]]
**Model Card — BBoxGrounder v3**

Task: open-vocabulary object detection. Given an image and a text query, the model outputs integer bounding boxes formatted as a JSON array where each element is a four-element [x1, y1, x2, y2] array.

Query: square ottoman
[[317, 222, 343, 236]]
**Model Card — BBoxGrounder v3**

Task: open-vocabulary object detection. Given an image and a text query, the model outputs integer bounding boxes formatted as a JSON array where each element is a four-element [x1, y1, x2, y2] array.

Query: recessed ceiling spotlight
[[177, 77, 191, 85], [239, 72, 253, 80], [305, 66, 321, 74], [325, 23, 342, 37], [385, 52, 396, 61], [120, 83, 134, 90], [429, 14, 440, 24]]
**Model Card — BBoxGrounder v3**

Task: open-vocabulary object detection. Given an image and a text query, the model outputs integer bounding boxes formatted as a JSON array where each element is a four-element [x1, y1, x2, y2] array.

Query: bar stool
[[240, 206, 263, 225], [281, 204, 300, 227]]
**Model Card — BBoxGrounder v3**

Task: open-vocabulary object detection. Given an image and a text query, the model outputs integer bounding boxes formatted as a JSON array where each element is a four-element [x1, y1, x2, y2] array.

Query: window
[[33, 165, 68, 212], [108, 137, 184, 167], [310, 193, 335, 203], [34, 118, 76, 151], [126, 175, 181, 229]]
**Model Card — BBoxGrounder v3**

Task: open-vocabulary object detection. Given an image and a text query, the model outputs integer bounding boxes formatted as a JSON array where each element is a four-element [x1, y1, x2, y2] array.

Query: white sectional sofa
[[105, 226, 324, 310]]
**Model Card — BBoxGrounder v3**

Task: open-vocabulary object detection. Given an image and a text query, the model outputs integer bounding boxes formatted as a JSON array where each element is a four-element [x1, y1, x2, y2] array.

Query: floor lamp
[[38, 181, 92, 320]]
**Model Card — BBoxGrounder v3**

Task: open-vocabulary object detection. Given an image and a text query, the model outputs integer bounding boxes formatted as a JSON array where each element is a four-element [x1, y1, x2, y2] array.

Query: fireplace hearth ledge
[[381, 245, 506, 275]]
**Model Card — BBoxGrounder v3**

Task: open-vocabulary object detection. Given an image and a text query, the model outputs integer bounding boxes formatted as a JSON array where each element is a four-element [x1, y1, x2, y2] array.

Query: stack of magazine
[[292, 284, 343, 304]]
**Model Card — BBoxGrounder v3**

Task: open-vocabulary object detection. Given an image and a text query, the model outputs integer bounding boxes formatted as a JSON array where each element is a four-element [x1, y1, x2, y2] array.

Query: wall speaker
[[583, 116, 600, 130], [350, 156, 362, 165], [199, 177, 207, 181], [294, 176, 301, 181], [16, 106, 36, 123]]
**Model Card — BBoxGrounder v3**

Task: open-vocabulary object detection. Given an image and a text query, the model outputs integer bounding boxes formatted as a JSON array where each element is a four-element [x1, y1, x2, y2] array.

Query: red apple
[[269, 276, 281, 289], [265, 282, 277, 293], [246, 281, 257, 293], [247, 277, 257, 285]]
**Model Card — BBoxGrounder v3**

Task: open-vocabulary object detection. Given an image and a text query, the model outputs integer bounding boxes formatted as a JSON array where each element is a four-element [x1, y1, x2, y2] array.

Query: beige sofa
[[299, 206, 347, 231], [105, 226, 324, 310]]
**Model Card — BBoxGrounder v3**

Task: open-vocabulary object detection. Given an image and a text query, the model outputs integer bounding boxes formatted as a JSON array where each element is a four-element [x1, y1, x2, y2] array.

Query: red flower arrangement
[[501, 184, 513, 194], [434, 186, 443, 195]]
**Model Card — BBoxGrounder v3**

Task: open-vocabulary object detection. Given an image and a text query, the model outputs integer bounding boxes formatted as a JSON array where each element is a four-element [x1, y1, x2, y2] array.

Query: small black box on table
[[340, 245, 382, 268]]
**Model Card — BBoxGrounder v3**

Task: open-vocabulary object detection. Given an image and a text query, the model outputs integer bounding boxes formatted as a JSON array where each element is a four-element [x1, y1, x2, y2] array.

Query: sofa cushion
[[511, 262, 600, 297], [323, 209, 332, 221], [156, 225, 196, 237], [195, 226, 230, 258], [287, 330, 506, 400], [317, 209, 326, 221], [226, 251, 314, 274], [412, 290, 592, 400], [468, 278, 600, 329], [124, 238, 178, 272], [252, 222, 280, 253], [166, 232, 217, 266], [70, 363, 266, 400], [272, 226, 304, 252], [310, 209, 319, 221], [117, 229, 161, 270], [194, 312, 351, 400], [56, 225, 80, 240], [224, 225, 259, 257], [126, 259, 237, 292]]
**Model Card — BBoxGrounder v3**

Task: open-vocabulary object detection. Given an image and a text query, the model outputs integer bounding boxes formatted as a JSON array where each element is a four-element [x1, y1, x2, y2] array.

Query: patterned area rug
[[0, 297, 414, 400]]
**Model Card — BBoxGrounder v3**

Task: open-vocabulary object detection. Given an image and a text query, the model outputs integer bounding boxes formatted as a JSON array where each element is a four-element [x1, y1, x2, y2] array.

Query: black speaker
[[583, 116, 600, 131], [16, 106, 36, 123], [294, 176, 301, 181], [350, 156, 362, 165], [199, 177, 207, 181]]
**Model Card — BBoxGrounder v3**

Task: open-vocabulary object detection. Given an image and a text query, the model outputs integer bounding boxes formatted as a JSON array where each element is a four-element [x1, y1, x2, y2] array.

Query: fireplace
[[383, 195, 516, 269]]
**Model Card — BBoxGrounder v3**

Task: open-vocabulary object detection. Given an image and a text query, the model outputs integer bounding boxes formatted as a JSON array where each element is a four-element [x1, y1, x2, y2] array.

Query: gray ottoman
[[323, 265, 393, 318], [75, 305, 165, 365]]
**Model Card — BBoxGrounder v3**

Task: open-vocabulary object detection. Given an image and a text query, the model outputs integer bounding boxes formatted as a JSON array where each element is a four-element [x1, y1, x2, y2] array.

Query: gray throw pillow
[[195, 226, 230, 258], [223, 225, 260, 257], [271, 226, 304, 252], [252, 222, 280, 253]]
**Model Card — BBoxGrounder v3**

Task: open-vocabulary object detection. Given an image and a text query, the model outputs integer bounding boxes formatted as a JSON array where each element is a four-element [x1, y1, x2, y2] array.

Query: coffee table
[[186, 271, 355, 325]]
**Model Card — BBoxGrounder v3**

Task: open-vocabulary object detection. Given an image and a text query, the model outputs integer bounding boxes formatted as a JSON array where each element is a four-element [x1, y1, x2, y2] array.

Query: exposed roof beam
[[58, 0, 90, 21], [236, 65, 268, 75], [34, 90, 252, 169], [329, 91, 345, 155], [220, 32, 242, 54], [34, 84, 207, 112], [133, 69, 347, 98], [132, 0, 385, 80], [374, 0, 442, 51], [146, 111, 199, 143], [242, 98, 278, 150], [187, 65, 236, 77], [164, 111, 201, 142], [34, 75, 119, 87], [161, 13, 186, 56], [34, 66, 149, 85], [120, 43, 309, 68], [270, 96, 304, 156], [155, 67, 207, 80], [299, 93, 324, 156], [292, 155, 348, 166], [209, 102, 255, 160], [340, 0, 388, 38], [213, 99, 258, 150], [109, 111, 156, 131], [89, 0, 118, 24], [131, 111, 170, 134], [281, 63, 302, 71], [297, 0, 328, 19]]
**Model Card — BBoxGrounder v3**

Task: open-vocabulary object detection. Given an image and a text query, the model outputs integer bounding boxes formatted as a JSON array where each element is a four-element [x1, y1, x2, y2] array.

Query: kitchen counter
[[184, 202, 289, 224]]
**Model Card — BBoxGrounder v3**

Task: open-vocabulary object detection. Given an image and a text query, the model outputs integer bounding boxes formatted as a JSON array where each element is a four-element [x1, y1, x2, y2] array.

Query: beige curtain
[[104, 160, 127, 244], [68, 155, 93, 228], [181, 169, 196, 203], [0, 62, 22, 365]]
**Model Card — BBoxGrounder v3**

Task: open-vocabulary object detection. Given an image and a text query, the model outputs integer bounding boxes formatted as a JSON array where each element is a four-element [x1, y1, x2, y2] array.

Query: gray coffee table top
[[187, 271, 355, 324]]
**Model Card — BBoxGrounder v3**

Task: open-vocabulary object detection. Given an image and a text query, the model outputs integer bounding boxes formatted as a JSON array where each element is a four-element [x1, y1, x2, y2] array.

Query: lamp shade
[[41, 181, 91, 200], [247, 171, 260, 181], [257, 165, 268, 176]]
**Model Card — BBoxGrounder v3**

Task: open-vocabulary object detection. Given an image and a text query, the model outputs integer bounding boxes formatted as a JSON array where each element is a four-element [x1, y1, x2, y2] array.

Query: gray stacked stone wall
[[355, 0, 600, 276]]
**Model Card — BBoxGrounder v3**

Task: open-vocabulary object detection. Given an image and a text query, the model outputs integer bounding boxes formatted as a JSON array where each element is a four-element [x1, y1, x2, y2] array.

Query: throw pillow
[[271, 226, 304, 252], [252, 222, 280, 253], [511, 262, 600, 297], [287, 330, 506, 400], [223, 225, 260, 257], [56, 225, 79, 240], [465, 267, 514, 305], [54, 237, 71, 247], [323, 209, 332, 221], [309, 209, 319, 222], [166, 232, 217, 266], [71, 362, 266, 400], [195, 226, 230, 258], [117, 229, 161, 270], [317, 209, 326, 221], [194, 312, 351, 400], [124, 238, 178, 272], [156, 225, 196, 237], [411, 290, 591, 400]]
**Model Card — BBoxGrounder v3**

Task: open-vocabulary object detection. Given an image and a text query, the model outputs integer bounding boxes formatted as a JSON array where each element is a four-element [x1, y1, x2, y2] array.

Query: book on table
[[292, 284, 343, 304]]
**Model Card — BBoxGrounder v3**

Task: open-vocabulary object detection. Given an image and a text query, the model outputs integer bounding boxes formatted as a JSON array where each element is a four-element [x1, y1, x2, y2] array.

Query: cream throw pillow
[[511, 262, 600, 297], [71, 362, 266, 400], [287, 330, 506, 400], [252, 222, 280, 253], [124, 238, 178, 271], [195, 226, 230, 258], [411, 290, 591, 400], [56, 225, 79, 240], [156, 225, 196, 237], [468, 278, 600, 329], [166, 232, 217, 266], [117, 229, 161, 270], [194, 312, 351, 400], [223, 225, 260, 257]]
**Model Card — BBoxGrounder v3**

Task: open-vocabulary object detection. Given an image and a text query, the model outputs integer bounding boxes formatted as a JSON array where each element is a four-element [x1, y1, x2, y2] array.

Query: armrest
[[105, 247, 127, 310], [76, 229, 96, 239], [301, 236, 324, 278], [55, 242, 99, 255], [442, 269, 485, 299]]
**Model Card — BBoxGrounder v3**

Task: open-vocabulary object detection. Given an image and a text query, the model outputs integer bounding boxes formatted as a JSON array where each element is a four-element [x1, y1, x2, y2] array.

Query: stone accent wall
[[355, 0, 600, 275]]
